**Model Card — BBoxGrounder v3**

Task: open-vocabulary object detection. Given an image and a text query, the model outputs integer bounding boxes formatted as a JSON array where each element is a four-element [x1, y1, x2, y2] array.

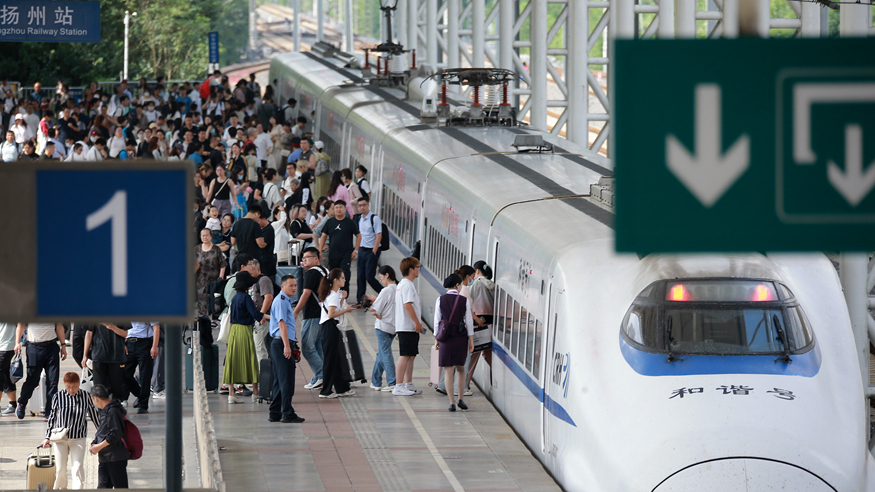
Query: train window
[[512, 301, 522, 359], [494, 289, 503, 343], [533, 320, 542, 378], [621, 279, 816, 356], [525, 315, 535, 371], [504, 294, 514, 347]]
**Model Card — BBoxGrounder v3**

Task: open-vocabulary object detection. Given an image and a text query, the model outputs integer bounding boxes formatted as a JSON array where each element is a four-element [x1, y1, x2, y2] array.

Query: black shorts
[[397, 332, 419, 357]]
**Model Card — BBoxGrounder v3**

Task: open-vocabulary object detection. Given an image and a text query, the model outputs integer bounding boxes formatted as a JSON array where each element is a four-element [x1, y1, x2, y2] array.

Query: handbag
[[80, 366, 94, 393], [49, 427, 69, 442], [217, 304, 233, 343], [435, 294, 463, 343], [10, 353, 23, 383]]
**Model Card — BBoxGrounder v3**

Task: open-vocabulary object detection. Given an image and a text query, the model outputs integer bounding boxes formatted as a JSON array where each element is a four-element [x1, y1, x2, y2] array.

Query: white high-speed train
[[269, 47, 875, 490]]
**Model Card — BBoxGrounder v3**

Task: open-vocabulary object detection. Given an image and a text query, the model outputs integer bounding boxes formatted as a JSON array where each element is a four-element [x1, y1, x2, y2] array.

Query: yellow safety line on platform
[[347, 314, 467, 492]]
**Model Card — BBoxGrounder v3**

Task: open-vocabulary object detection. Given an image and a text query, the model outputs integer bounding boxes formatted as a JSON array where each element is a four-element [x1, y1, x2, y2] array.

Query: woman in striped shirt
[[41, 371, 101, 490]]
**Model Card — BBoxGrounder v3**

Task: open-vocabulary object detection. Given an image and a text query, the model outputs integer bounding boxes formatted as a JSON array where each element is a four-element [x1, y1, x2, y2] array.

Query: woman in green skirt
[[224, 271, 269, 404]]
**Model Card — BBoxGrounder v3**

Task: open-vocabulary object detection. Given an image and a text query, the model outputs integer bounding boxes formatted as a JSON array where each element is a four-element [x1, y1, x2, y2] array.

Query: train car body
[[270, 50, 875, 491]]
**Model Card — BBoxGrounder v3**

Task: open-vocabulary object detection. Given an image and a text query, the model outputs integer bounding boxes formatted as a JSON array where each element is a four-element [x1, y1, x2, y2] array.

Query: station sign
[[614, 38, 875, 253], [0, 0, 101, 43], [0, 162, 193, 323], [209, 31, 219, 64]]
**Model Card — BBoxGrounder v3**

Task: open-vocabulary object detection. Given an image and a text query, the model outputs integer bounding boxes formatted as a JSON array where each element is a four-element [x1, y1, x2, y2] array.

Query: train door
[[541, 284, 561, 462], [468, 221, 476, 262]]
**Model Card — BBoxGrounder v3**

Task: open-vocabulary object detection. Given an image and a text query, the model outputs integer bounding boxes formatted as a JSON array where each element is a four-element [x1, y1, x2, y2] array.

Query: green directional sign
[[614, 38, 875, 253]]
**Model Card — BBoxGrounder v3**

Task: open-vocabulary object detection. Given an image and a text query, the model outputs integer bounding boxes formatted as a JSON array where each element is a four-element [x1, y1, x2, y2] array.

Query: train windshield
[[622, 279, 814, 356]]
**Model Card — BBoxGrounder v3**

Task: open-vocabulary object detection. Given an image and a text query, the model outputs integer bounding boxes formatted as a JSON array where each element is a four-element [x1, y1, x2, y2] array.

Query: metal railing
[[191, 331, 225, 492]]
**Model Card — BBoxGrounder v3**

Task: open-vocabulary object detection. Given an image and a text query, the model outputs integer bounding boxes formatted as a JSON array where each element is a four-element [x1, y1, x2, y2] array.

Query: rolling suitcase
[[26, 446, 56, 489], [258, 359, 273, 403], [186, 343, 220, 392], [30, 373, 48, 417], [429, 345, 441, 387], [338, 330, 367, 383]]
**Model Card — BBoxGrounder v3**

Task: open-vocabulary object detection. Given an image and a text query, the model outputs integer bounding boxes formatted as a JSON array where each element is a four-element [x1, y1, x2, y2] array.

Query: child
[[205, 206, 223, 243]]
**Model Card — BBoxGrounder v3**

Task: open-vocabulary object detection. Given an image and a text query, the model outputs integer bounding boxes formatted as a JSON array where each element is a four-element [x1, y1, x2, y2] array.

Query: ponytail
[[318, 268, 344, 302], [473, 260, 492, 280]]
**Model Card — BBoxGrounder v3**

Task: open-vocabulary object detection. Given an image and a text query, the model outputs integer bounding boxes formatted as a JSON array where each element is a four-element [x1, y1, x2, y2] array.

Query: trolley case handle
[[33, 445, 55, 468]]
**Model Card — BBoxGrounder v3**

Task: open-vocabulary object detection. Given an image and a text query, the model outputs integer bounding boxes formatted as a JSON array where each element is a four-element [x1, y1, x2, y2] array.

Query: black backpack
[[207, 277, 228, 317], [370, 215, 390, 251]]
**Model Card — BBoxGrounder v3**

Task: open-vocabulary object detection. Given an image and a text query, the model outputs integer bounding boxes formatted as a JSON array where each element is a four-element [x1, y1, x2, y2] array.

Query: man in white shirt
[[86, 138, 107, 161], [222, 114, 243, 140], [1, 130, 19, 162], [262, 168, 284, 211], [393, 257, 424, 396], [13, 323, 66, 418], [253, 123, 272, 169]]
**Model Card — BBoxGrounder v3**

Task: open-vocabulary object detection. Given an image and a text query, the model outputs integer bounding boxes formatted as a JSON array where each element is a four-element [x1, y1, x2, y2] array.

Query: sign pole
[[165, 324, 183, 492]]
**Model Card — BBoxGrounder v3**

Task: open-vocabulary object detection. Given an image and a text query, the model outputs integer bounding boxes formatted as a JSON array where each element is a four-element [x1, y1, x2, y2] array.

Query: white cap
[[314, 140, 324, 150]]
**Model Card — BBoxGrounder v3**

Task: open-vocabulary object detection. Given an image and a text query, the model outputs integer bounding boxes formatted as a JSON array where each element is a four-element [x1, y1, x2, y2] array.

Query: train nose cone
[[654, 458, 833, 491]]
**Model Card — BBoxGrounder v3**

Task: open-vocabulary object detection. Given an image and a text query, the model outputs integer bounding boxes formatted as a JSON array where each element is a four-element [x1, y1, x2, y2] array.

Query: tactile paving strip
[[341, 397, 411, 491]]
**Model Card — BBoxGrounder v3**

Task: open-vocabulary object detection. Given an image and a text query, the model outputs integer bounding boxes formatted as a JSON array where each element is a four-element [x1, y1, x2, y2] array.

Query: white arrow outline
[[666, 84, 750, 208], [827, 124, 875, 207]]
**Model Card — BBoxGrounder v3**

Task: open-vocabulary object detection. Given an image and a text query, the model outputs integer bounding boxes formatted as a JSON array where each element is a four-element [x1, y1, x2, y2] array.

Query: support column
[[659, 0, 675, 38], [722, 0, 739, 38], [499, 0, 514, 71], [567, 0, 588, 146], [738, 0, 769, 38], [344, 0, 354, 53], [317, 0, 324, 43], [530, 0, 548, 131], [615, 0, 636, 39], [448, 0, 460, 69], [398, 0, 408, 47], [293, 0, 301, 51], [427, 0, 439, 67], [840, 0, 869, 37], [798, 0, 820, 38], [165, 325, 182, 492], [675, 0, 697, 38], [472, 0, 485, 67], [409, 0, 419, 55]]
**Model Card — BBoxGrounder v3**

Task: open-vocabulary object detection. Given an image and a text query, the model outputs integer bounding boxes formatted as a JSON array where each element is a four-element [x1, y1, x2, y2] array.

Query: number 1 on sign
[[86, 191, 128, 296]]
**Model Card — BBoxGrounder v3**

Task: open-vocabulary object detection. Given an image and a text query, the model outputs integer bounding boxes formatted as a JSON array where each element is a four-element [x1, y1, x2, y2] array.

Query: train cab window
[[621, 279, 815, 357]]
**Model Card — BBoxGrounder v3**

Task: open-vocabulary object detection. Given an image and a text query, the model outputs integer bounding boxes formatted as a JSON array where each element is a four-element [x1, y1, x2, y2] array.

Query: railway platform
[[211, 306, 561, 492]]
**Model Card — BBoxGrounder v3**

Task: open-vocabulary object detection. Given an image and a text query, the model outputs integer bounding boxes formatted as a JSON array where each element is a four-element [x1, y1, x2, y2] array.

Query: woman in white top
[[106, 126, 125, 158], [12, 115, 33, 144], [271, 206, 291, 264], [267, 115, 285, 169], [363, 266, 398, 391], [317, 269, 359, 399]]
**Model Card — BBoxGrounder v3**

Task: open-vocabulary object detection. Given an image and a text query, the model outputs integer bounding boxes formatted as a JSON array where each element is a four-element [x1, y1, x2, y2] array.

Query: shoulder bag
[[435, 294, 462, 343], [217, 303, 233, 343]]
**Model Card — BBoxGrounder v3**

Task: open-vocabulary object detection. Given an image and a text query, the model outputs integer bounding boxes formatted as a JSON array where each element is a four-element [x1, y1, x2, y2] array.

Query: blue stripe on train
[[619, 334, 822, 377], [492, 343, 577, 427]]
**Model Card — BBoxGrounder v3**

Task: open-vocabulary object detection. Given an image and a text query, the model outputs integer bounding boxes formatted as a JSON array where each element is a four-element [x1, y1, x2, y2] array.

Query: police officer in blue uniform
[[268, 275, 305, 423]]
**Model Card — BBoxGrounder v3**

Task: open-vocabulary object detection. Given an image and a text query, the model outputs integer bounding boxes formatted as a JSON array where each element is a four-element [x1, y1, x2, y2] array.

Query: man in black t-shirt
[[82, 324, 128, 401], [318, 200, 360, 294], [258, 213, 277, 281], [231, 207, 266, 258], [293, 247, 328, 390]]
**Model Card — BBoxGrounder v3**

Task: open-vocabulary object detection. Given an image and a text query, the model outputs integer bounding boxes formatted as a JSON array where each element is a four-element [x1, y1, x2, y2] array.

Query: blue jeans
[[356, 248, 383, 303], [300, 318, 323, 384], [371, 329, 396, 387]]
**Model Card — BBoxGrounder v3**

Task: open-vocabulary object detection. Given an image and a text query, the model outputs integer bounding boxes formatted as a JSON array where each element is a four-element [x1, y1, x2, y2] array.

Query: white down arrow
[[827, 124, 875, 207], [666, 84, 750, 208]]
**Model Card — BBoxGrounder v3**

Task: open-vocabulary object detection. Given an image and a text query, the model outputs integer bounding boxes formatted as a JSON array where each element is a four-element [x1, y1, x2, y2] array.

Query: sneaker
[[228, 395, 243, 404], [281, 416, 306, 423], [381, 385, 395, 392], [464, 389, 473, 396], [268, 416, 281, 423], [15, 402, 25, 419], [435, 387, 447, 395], [318, 393, 338, 399], [137, 407, 149, 414], [457, 399, 468, 410], [448, 404, 456, 412], [304, 379, 323, 390], [406, 383, 422, 395], [133, 400, 139, 408], [392, 386, 415, 396], [369, 384, 382, 391], [219, 386, 230, 395], [237, 388, 253, 397], [120, 401, 128, 408], [338, 390, 356, 397], [1, 403, 15, 415], [152, 392, 166, 399]]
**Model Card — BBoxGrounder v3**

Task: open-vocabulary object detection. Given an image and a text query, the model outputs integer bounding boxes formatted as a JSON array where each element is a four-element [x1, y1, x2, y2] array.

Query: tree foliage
[[0, 0, 247, 86]]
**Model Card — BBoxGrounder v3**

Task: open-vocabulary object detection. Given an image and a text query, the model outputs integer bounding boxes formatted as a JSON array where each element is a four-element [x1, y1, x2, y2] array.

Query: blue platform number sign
[[36, 170, 189, 317], [0, 1, 101, 43], [208, 31, 219, 64]]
